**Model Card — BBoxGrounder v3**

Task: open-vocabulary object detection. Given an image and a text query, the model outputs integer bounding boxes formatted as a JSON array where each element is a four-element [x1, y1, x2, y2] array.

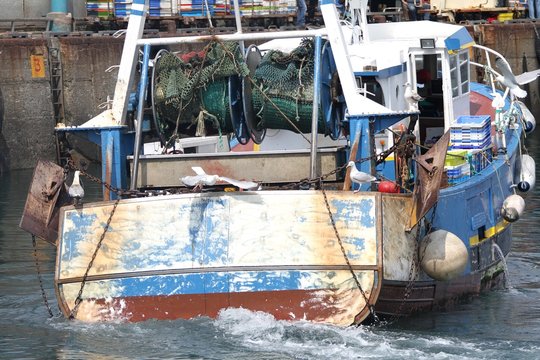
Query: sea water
[[1, 133, 540, 359]]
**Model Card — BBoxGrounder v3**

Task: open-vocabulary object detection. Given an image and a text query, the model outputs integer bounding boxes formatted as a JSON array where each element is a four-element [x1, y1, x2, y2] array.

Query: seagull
[[181, 166, 259, 191], [68, 170, 85, 205], [515, 68, 540, 86], [404, 82, 424, 110], [495, 57, 527, 98], [347, 161, 378, 192]]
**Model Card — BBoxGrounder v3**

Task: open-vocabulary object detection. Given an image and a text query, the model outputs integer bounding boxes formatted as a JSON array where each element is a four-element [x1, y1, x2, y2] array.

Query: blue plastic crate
[[452, 115, 491, 129], [450, 137, 492, 150]]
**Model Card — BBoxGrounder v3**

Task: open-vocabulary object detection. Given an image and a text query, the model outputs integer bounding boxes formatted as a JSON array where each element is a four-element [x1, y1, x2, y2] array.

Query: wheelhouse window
[[459, 51, 470, 94], [449, 50, 470, 98]]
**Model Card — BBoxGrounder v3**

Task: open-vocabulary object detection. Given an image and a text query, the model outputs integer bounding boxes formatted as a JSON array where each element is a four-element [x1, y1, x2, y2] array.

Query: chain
[[319, 179, 379, 324], [31, 235, 55, 318], [279, 151, 383, 190], [65, 159, 120, 194], [65, 159, 147, 198], [68, 197, 121, 320]]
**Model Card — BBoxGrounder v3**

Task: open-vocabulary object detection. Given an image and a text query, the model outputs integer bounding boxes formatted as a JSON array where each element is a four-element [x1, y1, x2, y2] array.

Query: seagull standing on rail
[[404, 82, 424, 111], [68, 170, 85, 205], [347, 161, 378, 193]]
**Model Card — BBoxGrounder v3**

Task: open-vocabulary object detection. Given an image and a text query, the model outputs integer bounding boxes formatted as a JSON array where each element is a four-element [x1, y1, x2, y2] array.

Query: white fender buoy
[[501, 194, 525, 222], [517, 101, 536, 134], [514, 154, 536, 193], [419, 230, 468, 281]]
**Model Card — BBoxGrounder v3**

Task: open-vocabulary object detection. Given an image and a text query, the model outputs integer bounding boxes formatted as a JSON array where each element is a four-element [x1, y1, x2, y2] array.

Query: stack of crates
[[114, 1, 131, 18], [213, 0, 229, 15], [450, 115, 491, 150], [110, 1, 176, 18], [87, 1, 114, 18], [180, 0, 215, 16], [149, 0, 176, 16], [279, 0, 296, 14], [228, 0, 262, 15], [227, 0, 295, 15], [445, 115, 493, 185], [444, 149, 470, 185]]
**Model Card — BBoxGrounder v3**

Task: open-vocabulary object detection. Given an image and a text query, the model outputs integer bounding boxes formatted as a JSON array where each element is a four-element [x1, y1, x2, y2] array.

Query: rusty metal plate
[[408, 130, 450, 230], [19, 160, 67, 245]]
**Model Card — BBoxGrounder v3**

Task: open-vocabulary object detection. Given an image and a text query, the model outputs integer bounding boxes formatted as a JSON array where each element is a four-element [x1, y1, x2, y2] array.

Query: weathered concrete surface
[[468, 23, 540, 118], [60, 36, 125, 124], [0, 38, 55, 170], [0, 23, 539, 170], [1, 0, 86, 19], [0, 87, 9, 175]]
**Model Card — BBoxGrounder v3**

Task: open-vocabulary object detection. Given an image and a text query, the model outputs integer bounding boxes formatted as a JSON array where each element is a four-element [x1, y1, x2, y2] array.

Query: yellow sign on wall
[[30, 55, 45, 78]]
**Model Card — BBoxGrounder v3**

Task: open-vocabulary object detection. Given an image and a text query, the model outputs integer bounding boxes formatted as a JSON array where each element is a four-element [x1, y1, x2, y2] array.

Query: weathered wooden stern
[[55, 191, 383, 325]]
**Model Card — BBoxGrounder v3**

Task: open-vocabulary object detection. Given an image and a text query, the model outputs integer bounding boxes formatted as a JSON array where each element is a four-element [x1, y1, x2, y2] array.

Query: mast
[[111, 0, 149, 125]]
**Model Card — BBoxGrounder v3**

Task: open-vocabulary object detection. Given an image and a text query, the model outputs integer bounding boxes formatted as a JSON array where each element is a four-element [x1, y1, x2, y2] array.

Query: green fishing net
[[152, 38, 324, 145], [251, 38, 324, 133]]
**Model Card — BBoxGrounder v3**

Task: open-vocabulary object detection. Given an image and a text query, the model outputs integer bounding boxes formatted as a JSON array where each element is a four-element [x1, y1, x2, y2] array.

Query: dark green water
[[1, 133, 539, 359]]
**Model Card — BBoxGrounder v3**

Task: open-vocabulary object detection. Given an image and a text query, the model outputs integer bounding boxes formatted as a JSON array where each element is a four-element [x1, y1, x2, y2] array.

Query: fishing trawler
[[20, 0, 538, 326]]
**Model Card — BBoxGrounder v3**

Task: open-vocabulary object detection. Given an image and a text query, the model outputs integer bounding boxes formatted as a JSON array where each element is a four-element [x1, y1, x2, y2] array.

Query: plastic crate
[[445, 150, 468, 167], [450, 115, 491, 150]]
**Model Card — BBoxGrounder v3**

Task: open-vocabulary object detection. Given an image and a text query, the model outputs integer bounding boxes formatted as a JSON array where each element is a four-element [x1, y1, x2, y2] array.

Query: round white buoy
[[517, 101, 536, 134], [514, 154, 536, 193], [419, 230, 468, 281], [501, 194, 525, 222]]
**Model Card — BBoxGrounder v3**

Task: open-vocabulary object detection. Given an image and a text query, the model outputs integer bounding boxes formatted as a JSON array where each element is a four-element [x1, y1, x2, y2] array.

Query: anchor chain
[[31, 235, 55, 318], [64, 158, 125, 320], [320, 179, 379, 324], [69, 197, 121, 320], [66, 159, 156, 197]]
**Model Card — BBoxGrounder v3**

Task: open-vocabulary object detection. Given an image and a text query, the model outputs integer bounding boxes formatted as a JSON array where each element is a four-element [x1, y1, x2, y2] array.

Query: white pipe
[[136, 29, 327, 46]]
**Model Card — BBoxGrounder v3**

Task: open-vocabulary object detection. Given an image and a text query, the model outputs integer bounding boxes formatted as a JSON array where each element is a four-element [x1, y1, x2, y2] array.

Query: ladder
[[47, 37, 65, 125]]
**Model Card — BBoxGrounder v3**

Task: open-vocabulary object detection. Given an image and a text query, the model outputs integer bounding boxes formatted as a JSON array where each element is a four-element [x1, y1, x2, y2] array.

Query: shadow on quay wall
[[0, 87, 9, 176]]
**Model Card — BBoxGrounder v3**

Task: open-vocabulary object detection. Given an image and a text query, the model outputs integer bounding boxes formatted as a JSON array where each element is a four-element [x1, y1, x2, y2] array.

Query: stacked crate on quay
[[150, 0, 177, 16], [227, 0, 295, 15], [87, 0, 115, 18], [225, 0, 262, 15], [86, 0, 296, 19], [88, 1, 177, 19], [114, 1, 131, 18], [179, 0, 215, 16]]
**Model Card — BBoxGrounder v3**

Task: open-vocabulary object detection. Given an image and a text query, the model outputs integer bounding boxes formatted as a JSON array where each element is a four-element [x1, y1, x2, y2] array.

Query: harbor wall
[[0, 23, 539, 170], [1, 0, 87, 19]]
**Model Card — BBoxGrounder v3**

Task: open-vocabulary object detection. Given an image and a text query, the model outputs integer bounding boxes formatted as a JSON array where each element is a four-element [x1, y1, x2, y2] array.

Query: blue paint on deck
[[330, 198, 375, 229], [184, 197, 229, 265], [61, 211, 99, 261], [78, 270, 341, 298], [116, 197, 230, 271], [328, 198, 375, 260], [359, 199, 375, 227]]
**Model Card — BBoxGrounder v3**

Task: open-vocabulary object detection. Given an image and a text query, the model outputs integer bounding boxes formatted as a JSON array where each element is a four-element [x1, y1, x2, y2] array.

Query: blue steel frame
[[56, 126, 134, 200]]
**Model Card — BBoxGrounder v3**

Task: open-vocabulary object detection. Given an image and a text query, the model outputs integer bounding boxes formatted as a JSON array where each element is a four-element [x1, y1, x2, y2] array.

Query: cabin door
[[409, 52, 445, 149]]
